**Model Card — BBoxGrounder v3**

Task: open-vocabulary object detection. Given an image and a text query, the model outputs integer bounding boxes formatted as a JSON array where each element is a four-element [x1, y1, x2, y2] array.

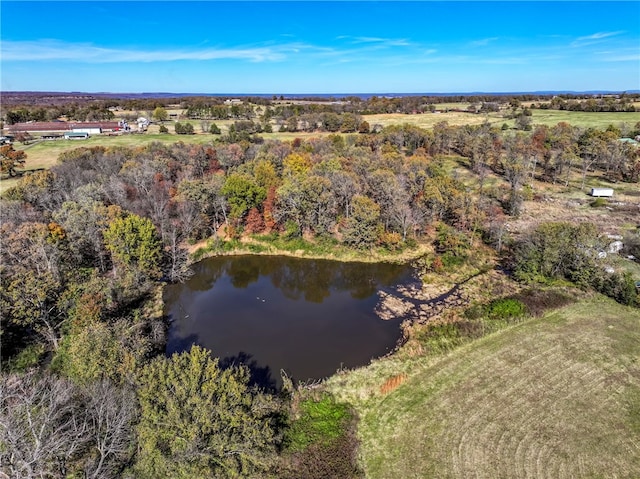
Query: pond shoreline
[[188, 235, 433, 265]]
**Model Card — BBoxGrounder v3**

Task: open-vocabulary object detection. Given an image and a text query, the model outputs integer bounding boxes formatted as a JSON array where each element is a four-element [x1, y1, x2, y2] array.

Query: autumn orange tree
[[0, 144, 27, 177]]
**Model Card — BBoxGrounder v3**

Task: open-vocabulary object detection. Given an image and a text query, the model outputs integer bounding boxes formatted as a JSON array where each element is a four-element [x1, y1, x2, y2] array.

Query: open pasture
[[364, 110, 505, 129], [326, 297, 640, 479], [529, 109, 640, 129]]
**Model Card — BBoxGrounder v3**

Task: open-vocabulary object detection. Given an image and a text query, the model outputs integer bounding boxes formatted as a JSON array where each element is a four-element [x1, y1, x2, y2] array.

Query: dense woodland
[[1, 96, 640, 476]]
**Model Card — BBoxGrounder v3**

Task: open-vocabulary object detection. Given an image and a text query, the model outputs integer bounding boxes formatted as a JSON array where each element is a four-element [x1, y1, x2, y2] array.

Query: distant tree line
[[533, 95, 637, 112], [4, 104, 115, 124], [6, 93, 639, 126]]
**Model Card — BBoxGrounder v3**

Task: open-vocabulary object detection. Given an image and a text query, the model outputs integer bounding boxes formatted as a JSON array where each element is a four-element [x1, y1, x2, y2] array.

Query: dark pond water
[[164, 255, 416, 389]]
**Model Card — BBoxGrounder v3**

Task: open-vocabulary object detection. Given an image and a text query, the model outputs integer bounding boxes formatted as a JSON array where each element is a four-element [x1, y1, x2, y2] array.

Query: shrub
[[280, 395, 363, 479], [283, 220, 301, 239], [378, 231, 402, 251], [486, 298, 527, 320], [175, 122, 194, 135], [4, 343, 45, 372], [441, 251, 465, 268], [511, 288, 575, 316], [284, 396, 350, 451], [592, 271, 638, 307], [247, 243, 268, 253], [590, 197, 607, 208], [413, 321, 466, 354]]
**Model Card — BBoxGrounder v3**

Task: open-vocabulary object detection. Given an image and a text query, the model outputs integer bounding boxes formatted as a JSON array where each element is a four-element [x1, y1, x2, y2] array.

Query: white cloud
[[601, 54, 640, 62], [1, 40, 298, 63], [469, 37, 499, 47], [570, 31, 625, 47], [339, 36, 412, 47]]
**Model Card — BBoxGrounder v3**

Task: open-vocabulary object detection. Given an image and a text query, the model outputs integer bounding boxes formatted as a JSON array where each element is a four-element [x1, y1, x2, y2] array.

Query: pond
[[164, 255, 416, 389]]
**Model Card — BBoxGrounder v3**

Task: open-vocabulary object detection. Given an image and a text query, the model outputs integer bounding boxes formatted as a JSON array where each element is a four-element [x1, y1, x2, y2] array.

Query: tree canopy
[[134, 345, 280, 478]]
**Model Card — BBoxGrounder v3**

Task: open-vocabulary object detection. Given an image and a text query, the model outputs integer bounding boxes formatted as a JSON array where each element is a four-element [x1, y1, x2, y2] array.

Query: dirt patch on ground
[[375, 268, 519, 324], [507, 182, 640, 240]]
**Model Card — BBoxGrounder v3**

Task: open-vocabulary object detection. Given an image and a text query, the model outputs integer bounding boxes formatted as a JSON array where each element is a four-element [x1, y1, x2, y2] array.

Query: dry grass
[[365, 111, 505, 129], [326, 297, 640, 479], [379, 374, 407, 395], [507, 175, 640, 242]]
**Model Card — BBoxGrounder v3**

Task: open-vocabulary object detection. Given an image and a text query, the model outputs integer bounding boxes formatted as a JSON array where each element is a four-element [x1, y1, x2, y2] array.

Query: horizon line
[[4, 89, 640, 96]]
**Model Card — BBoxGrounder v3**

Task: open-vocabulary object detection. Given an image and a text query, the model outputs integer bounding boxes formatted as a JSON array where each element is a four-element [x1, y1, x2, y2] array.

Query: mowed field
[[366, 109, 640, 130], [326, 297, 640, 479]]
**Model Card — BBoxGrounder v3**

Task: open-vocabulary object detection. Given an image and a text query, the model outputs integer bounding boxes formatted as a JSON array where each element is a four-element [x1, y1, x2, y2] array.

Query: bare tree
[[0, 373, 137, 479], [0, 372, 88, 479], [82, 380, 137, 479]]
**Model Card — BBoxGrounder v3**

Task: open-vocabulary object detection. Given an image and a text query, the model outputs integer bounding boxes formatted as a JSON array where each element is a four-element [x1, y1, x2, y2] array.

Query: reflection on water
[[164, 255, 415, 389]]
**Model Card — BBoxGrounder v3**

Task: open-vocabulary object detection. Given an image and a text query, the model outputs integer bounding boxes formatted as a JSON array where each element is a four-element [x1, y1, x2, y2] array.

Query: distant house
[[590, 188, 614, 197], [71, 127, 101, 135], [136, 117, 149, 131], [69, 122, 120, 134], [64, 132, 89, 140], [619, 137, 639, 146], [41, 134, 64, 140]]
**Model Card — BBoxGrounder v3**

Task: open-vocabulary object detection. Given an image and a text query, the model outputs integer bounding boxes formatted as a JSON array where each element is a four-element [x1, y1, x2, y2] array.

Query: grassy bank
[[325, 296, 640, 478], [190, 234, 433, 265]]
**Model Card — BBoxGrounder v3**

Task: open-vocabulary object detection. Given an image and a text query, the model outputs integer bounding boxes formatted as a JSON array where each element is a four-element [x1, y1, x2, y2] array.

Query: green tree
[[152, 107, 168, 123], [515, 112, 532, 131], [55, 318, 150, 385], [103, 214, 162, 279], [175, 122, 193, 134], [134, 346, 279, 478], [514, 222, 602, 285], [221, 173, 266, 219], [514, 222, 638, 306], [339, 113, 359, 133], [0, 270, 64, 350], [342, 195, 381, 247]]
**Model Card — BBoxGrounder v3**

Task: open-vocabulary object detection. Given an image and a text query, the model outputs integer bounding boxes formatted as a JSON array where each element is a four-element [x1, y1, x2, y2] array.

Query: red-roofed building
[[7, 121, 120, 135]]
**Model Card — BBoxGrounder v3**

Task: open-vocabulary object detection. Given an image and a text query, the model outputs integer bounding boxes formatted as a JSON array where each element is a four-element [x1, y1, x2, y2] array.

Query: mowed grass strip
[[327, 297, 640, 479]]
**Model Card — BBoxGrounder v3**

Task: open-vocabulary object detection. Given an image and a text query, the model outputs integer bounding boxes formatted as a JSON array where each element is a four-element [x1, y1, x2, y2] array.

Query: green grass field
[[326, 297, 640, 478], [529, 109, 640, 129]]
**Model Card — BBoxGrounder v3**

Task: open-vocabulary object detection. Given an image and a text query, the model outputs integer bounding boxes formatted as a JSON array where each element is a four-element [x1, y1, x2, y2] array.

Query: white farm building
[[590, 188, 614, 197]]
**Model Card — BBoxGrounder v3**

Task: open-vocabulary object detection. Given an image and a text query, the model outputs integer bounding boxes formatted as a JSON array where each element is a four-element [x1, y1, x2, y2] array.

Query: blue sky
[[1, 1, 638, 94]]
